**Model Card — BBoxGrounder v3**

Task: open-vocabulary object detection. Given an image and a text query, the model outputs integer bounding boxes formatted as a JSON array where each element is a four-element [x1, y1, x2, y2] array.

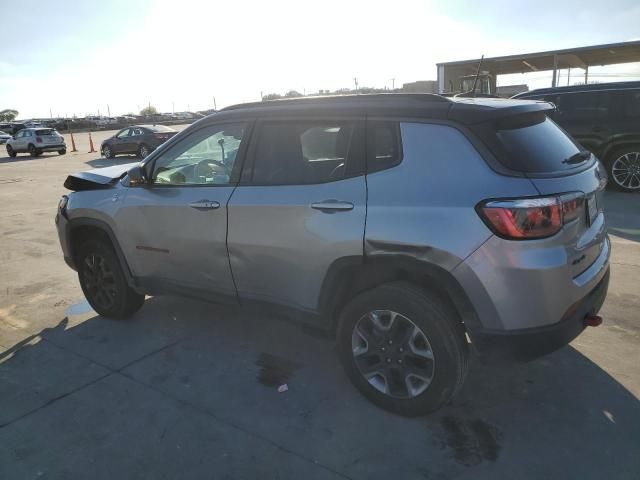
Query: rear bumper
[[39, 144, 66, 151], [470, 267, 609, 361]]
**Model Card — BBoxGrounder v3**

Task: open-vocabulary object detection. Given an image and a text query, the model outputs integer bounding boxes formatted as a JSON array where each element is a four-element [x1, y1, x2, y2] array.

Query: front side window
[[151, 122, 246, 186], [117, 129, 131, 138], [251, 121, 357, 185], [556, 92, 609, 120]]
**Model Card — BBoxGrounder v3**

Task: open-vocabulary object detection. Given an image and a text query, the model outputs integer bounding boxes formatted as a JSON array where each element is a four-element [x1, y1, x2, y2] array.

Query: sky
[[2, 0, 640, 119]]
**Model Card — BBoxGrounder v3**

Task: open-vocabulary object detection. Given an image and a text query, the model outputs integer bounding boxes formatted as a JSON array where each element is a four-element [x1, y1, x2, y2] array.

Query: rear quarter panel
[[365, 121, 539, 269]]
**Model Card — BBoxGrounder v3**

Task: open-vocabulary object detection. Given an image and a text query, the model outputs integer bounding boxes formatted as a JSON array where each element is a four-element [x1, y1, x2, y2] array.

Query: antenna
[[470, 54, 485, 97]]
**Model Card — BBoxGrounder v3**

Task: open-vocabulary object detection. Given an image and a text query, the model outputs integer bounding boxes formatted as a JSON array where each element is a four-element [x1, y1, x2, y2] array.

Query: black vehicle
[[514, 81, 640, 192], [101, 124, 178, 159]]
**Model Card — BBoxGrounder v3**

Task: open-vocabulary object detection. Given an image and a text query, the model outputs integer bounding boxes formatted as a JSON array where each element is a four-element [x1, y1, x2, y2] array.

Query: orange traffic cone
[[88, 132, 97, 153], [69, 132, 78, 152]]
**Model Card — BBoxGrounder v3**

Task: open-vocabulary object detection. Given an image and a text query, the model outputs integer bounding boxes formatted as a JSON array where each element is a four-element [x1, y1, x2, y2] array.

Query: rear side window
[[35, 129, 55, 135], [613, 90, 640, 118], [493, 114, 582, 173], [367, 121, 402, 173], [250, 121, 363, 185]]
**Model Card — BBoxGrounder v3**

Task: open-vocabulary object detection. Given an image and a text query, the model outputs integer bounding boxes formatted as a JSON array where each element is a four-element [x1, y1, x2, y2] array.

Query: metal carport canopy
[[437, 40, 640, 90]]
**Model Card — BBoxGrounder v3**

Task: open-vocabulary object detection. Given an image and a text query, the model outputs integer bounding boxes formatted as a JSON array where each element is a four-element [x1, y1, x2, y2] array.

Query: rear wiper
[[562, 150, 591, 165]]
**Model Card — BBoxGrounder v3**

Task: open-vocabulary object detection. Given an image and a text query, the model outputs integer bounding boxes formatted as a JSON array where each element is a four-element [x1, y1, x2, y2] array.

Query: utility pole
[[391, 78, 395, 90], [172, 102, 175, 114], [353, 77, 359, 94], [49, 108, 53, 119], [213, 97, 217, 110], [107, 105, 111, 117]]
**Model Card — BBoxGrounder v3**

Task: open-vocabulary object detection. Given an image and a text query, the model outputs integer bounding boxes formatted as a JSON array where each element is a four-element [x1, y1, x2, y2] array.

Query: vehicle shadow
[[603, 191, 640, 242], [84, 156, 140, 168], [0, 152, 63, 164], [0, 296, 638, 479]]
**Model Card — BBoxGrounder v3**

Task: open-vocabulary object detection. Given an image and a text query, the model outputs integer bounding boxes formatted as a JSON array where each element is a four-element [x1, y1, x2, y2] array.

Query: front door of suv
[[553, 91, 611, 154], [116, 121, 251, 301], [227, 117, 366, 312]]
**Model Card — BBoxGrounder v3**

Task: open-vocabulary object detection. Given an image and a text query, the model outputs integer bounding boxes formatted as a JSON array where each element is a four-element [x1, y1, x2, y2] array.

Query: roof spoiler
[[448, 100, 554, 125]]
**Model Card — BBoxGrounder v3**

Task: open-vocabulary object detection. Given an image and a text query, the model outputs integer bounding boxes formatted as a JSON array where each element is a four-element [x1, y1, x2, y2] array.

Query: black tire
[[606, 146, 640, 192], [6, 145, 16, 157], [337, 282, 468, 416], [76, 239, 145, 319], [137, 143, 150, 159], [102, 145, 114, 159], [58, 149, 66, 155], [28, 144, 41, 157]]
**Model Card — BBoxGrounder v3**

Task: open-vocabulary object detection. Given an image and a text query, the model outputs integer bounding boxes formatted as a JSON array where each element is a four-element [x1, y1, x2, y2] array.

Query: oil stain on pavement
[[439, 416, 502, 466], [255, 352, 300, 387]]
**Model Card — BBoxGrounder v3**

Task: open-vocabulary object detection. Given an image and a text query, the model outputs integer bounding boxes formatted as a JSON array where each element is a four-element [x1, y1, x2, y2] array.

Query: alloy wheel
[[82, 253, 118, 310], [352, 310, 435, 399], [103, 146, 112, 158], [612, 152, 640, 191], [140, 145, 149, 158]]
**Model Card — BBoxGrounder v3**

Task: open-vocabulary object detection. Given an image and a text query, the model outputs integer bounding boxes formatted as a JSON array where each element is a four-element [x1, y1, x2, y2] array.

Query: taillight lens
[[478, 193, 584, 240]]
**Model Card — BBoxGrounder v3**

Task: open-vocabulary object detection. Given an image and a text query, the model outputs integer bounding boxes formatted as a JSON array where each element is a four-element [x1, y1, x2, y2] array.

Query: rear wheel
[[28, 144, 41, 157], [76, 239, 145, 319], [58, 148, 66, 155], [607, 146, 640, 192], [6, 145, 16, 157], [138, 144, 150, 159], [337, 282, 468, 416]]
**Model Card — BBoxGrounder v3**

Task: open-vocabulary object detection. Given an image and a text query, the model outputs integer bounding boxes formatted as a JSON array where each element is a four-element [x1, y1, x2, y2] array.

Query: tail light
[[477, 193, 584, 240], [36, 136, 43, 143]]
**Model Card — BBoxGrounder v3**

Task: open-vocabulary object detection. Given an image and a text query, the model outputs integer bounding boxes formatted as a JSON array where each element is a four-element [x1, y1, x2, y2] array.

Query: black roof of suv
[[512, 80, 640, 98], [221, 93, 553, 125]]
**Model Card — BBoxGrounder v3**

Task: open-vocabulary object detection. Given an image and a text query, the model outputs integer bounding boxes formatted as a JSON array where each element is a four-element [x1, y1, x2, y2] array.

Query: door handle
[[189, 200, 220, 210], [311, 200, 354, 212]]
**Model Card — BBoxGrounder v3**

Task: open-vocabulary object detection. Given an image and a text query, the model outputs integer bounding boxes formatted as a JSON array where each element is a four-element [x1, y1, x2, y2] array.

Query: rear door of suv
[[227, 115, 367, 313]]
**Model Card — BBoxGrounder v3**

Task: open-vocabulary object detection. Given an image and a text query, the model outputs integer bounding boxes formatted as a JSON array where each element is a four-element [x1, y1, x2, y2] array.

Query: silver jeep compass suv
[[56, 95, 610, 416]]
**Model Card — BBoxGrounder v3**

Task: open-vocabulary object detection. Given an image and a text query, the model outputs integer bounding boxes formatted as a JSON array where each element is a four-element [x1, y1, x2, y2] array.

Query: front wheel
[[102, 145, 114, 159], [58, 148, 66, 155], [6, 145, 16, 157], [337, 282, 469, 416], [76, 239, 145, 319], [607, 147, 640, 192]]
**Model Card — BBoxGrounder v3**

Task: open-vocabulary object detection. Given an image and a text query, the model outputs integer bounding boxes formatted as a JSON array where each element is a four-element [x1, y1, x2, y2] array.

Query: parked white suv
[[6, 128, 66, 157]]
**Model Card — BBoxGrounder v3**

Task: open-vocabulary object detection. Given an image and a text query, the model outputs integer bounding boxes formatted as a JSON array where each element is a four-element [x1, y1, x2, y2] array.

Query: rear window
[[147, 125, 174, 133], [475, 112, 584, 173], [35, 129, 56, 136]]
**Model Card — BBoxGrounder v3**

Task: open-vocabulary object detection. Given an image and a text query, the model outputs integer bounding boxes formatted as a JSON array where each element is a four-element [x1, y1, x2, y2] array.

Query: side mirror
[[127, 165, 148, 187]]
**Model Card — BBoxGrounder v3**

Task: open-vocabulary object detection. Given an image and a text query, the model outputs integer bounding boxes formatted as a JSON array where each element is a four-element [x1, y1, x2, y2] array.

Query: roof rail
[[221, 93, 451, 111]]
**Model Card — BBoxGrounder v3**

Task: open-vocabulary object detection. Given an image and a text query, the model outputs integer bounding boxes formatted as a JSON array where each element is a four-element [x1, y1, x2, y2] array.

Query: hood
[[64, 162, 139, 191]]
